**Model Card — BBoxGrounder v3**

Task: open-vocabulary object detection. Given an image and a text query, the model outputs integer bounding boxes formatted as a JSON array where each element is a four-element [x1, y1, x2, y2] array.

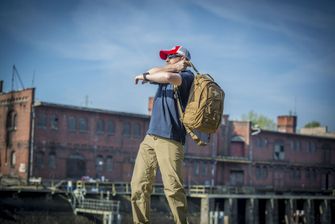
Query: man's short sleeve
[[178, 70, 194, 109]]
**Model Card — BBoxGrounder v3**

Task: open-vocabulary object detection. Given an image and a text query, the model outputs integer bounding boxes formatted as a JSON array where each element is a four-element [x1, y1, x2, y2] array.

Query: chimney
[[148, 97, 154, 115], [0, 80, 3, 93], [277, 115, 297, 133]]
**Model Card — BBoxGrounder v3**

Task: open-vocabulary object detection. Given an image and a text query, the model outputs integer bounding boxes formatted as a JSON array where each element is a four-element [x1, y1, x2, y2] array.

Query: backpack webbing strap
[[188, 61, 200, 75], [174, 85, 209, 146], [185, 126, 208, 146]]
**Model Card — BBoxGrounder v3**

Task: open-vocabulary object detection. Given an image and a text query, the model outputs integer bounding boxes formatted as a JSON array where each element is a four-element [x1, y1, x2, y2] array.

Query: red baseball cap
[[159, 45, 191, 60]]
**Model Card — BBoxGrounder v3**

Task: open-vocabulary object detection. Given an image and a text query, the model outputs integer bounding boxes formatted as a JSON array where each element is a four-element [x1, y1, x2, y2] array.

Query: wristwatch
[[143, 72, 150, 81]]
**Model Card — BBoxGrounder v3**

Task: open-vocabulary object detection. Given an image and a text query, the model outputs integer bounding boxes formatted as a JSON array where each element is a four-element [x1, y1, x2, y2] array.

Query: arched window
[[107, 120, 116, 135], [122, 122, 131, 137], [6, 111, 17, 130], [67, 116, 76, 131], [37, 112, 47, 128], [10, 151, 16, 167], [50, 115, 59, 130], [48, 152, 56, 169], [79, 117, 88, 132], [96, 119, 105, 134]]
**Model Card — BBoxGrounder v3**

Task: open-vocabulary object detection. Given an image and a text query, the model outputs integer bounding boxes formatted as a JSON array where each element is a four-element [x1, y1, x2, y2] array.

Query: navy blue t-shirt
[[147, 70, 194, 144]]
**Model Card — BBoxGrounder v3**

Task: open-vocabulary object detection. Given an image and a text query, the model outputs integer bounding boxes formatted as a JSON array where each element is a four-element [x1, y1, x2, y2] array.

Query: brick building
[[0, 85, 35, 180], [1, 85, 334, 193]]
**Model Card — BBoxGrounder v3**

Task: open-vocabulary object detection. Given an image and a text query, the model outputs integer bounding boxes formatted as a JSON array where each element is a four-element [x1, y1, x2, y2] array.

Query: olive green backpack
[[174, 62, 225, 146]]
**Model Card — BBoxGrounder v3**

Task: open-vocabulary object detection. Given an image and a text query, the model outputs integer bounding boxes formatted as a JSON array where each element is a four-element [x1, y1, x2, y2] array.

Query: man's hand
[[171, 59, 190, 72], [134, 74, 148, 85]]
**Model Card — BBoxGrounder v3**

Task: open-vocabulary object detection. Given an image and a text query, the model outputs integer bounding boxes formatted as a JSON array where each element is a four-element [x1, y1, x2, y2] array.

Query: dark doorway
[[278, 199, 286, 224], [237, 199, 246, 224], [331, 200, 335, 224], [258, 199, 266, 224], [66, 154, 86, 178], [314, 200, 321, 224]]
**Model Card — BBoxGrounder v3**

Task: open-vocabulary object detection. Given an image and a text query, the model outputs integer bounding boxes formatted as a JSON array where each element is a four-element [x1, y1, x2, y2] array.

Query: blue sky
[[1, 0, 334, 131]]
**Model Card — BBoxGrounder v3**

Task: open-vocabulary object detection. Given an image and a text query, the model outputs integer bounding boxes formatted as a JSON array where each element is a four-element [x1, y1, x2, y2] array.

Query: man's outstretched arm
[[134, 59, 189, 86]]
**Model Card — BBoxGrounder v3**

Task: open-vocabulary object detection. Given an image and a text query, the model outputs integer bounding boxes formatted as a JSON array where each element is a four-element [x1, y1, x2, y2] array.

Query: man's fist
[[173, 59, 190, 72]]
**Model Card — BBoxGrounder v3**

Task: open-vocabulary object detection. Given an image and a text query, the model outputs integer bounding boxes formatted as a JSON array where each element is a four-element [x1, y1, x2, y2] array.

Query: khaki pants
[[131, 135, 188, 224]]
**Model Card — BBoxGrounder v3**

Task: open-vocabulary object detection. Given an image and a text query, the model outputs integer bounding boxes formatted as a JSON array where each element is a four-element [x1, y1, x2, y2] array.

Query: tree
[[241, 111, 276, 130], [304, 121, 321, 128]]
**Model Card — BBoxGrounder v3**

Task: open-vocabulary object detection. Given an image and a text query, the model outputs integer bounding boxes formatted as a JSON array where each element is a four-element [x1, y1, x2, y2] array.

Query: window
[[132, 123, 141, 138], [256, 166, 268, 179], [79, 118, 88, 132], [308, 141, 316, 153], [292, 139, 300, 151], [48, 152, 56, 169], [262, 138, 268, 148], [305, 169, 310, 179], [37, 113, 47, 128], [201, 161, 207, 176], [256, 138, 267, 148], [230, 170, 244, 186], [10, 151, 16, 167], [311, 169, 317, 180], [293, 168, 301, 179], [50, 115, 59, 130], [107, 120, 115, 135], [274, 142, 285, 160], [7, 111, 17, 130], [194, 162, 200, 176], [106, 156, 113, 171], [122, 122, 131, 137], [36, 151, 45, 168], [96, 119, 105, 134], [96, 155, 104, 171], [67, 116, 76, 131]]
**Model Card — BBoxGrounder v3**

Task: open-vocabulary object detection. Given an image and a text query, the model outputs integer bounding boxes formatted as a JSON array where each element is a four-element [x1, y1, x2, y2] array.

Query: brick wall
[[0, 88, 35, 181]]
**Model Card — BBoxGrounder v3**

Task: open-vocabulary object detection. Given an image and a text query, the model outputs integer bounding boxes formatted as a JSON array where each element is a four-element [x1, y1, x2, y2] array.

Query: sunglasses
[[167, 54, 182, 59]]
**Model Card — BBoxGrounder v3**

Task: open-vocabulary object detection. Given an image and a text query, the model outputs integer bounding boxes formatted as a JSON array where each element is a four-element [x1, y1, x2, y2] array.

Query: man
[[131, 46, 194, 224]]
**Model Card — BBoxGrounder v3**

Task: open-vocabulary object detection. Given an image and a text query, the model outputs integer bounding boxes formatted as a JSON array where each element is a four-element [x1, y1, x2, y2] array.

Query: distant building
[[300, 126, 335, 138], [0, 83, 334, 193]]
